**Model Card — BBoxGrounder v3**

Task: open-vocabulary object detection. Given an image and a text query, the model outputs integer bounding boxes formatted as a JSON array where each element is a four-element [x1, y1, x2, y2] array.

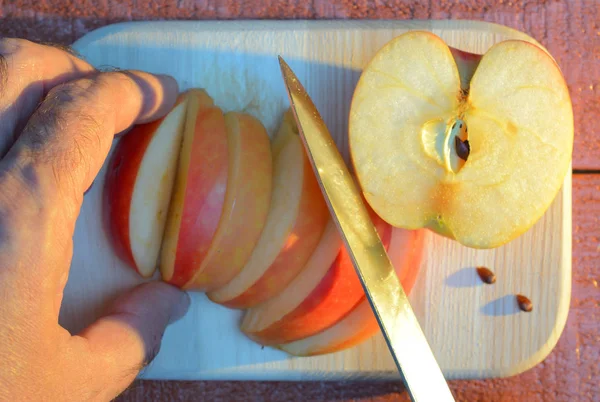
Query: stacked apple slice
[[206, 110, 330, 308], [241, 211, 392, 346], [104, 89, 274, 289], [104, 92, 425, 356], [160, 96, 274, 291], [104, 91, 192, 277], [279, 228, 425, 356]]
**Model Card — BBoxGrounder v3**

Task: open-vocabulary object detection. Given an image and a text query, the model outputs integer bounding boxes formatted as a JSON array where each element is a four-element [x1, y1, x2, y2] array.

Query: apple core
[[422, 117, 469, 174]]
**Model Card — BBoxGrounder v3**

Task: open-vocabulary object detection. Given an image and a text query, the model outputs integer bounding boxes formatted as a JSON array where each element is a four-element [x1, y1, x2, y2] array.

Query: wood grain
[[63, 20, 571, 381], [114, 173, 599, 401], [0, 1, 597, 401]]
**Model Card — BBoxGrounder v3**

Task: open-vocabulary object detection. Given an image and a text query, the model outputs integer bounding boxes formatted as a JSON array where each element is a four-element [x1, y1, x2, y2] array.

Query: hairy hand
[[0, 38, 190, 401]]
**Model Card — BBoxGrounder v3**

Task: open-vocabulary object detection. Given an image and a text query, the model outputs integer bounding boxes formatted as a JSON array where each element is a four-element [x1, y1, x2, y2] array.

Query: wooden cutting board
[[63, 20, 571, 381]]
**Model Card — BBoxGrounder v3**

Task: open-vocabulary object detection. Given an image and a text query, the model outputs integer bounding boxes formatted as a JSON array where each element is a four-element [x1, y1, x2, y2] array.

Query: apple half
[[278, 228, 425, 356], [103, 92, 191, 277], [207, 111, 330, 309], [349, 31, 573, 248], [241, 211, 392, 346], [183, 112, 273, 291]]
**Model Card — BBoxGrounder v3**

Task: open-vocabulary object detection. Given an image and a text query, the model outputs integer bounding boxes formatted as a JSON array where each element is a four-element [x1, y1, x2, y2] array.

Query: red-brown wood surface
[[1, 1, 598, 401]]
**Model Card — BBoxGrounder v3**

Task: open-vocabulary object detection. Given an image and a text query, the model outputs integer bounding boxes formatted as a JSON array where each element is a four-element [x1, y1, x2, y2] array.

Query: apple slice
[[183, 112, 273, 291], [242, 212, 392, 345], [103, 93, 190, 277], [160, 92, 229, 287], [271, 108, 296, 157], [349, 31, 573, 248], [240, 220, 341, 343], [278, 228, 425, 356], [207, 116, 330, 309]]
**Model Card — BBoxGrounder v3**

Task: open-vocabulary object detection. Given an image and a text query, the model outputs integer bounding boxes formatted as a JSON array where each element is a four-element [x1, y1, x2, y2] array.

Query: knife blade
[[278, 56, 455, 402]]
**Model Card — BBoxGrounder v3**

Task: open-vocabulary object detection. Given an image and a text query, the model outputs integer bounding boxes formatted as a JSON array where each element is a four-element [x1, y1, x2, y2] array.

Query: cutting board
[[63, 20, 572, 381]]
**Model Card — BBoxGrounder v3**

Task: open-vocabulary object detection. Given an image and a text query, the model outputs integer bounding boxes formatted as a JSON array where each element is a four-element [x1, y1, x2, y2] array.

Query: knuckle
[[0, 164, 45, 251], [20, 78, 106, 191], [0, 38, 27, 94], [0, 39, 49, 82], [0, 38, 78, 62], [0, 37, 30, 55], [46, 77, 97, 103]]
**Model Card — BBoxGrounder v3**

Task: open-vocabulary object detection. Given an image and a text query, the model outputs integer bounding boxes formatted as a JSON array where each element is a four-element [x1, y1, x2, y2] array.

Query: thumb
[[73, 281, 190, 400]]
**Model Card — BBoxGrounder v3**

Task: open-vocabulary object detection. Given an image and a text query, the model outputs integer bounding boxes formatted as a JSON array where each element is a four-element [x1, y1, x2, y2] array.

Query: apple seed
[[476, 266, 496, 284], [516, 294, 533, 312], [455, 136, 470, 161]]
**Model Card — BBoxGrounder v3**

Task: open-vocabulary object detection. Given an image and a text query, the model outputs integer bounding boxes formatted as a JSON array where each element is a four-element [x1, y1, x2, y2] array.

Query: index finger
[[0, 38, 96, 157], [1, 70, 178, 227]]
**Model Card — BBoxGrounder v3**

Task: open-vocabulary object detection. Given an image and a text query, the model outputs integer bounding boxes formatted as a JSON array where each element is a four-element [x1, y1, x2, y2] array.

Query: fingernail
[[136, 73, 180, 123], [157, 74, 179, 93], [169, 290, 191, 324]]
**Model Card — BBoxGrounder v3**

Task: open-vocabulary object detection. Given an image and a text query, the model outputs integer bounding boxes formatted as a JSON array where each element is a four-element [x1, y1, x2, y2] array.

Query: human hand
[[0, 38, 190, 401]]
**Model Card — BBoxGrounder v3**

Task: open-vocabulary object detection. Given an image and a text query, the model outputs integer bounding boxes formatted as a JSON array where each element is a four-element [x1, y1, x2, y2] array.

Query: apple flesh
[[160, 91, 229, 287], [349, 31, 573, 248], [184, 112, 273, 291], [241, 211, 392, 346], [207, 113, 330, 309], [103, 94, 189, 277], [278, 228, 425, 356]]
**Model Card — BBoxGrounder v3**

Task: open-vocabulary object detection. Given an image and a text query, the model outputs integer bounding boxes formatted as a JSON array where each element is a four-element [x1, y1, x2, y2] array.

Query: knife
[[278, 56, 455, 402]]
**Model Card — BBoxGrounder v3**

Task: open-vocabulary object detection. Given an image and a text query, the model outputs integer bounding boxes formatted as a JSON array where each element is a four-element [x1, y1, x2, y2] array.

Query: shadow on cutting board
[[480, 294, 521, 316], [445, 267, 486, 288]]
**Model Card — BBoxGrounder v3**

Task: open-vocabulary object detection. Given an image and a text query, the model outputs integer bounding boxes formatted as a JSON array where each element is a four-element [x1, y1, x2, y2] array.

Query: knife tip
[[278, 55, 288, 70], [278, 56, 294, 83]]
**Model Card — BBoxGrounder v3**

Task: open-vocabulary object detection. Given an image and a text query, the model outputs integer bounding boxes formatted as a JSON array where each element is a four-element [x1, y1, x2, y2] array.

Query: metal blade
[[278, 56, 454, 402]]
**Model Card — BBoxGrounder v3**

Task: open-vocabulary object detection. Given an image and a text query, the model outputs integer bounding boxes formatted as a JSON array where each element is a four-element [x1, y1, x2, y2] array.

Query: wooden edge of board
[[72, 19, 547, 52]]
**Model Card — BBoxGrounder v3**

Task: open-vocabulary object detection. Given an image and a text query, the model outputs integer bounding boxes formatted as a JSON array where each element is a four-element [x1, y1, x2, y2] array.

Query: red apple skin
[[183, 112, 273, 291], [280, 228, 425, 356], [216, 149, 330, 309], [244, 214, 392, 345], [166, 106, 229, 287], [449, 46, 483, 90], [328, 229, 425, 355], [450, 46, 482, 63], [103, 119, 160, 273]]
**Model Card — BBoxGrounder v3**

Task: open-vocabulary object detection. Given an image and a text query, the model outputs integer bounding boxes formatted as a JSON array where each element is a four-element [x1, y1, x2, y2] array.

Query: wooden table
[[1, 1, 597, 400]]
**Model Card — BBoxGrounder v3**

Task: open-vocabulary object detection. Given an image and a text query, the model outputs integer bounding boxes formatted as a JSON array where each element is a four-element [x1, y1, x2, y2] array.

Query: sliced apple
[[349, 31, 573, 248], [278, 228, 425, 356], [207, 115, 330, 309], [183, 112, 273, 291], [271, 108, 296, 157], [103, 93, 189, 277], [242, 211, 392, 345], [160, 92, 229, 287]]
